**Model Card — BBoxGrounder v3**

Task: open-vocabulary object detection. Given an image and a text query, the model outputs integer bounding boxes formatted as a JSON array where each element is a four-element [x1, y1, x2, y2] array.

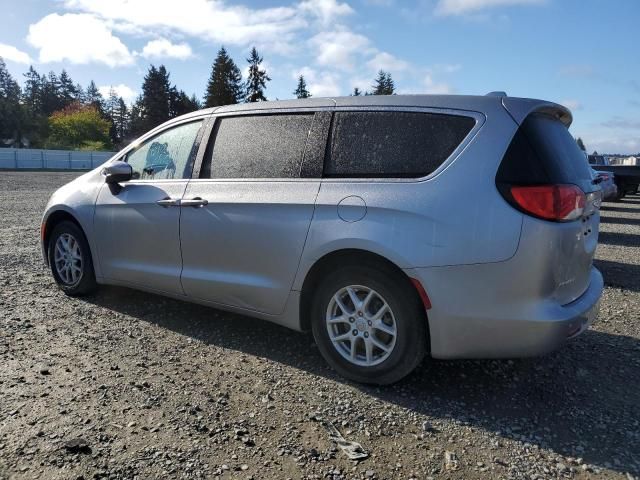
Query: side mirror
[[103, 161, 133, 184]]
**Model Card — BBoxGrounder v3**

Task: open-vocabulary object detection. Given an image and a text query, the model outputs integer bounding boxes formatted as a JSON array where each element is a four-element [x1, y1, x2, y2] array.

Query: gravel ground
[[0, 171, 639, 480]]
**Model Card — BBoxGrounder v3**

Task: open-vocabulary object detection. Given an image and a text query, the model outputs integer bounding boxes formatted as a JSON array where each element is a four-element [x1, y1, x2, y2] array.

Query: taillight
[[510, 184, 586, 222]]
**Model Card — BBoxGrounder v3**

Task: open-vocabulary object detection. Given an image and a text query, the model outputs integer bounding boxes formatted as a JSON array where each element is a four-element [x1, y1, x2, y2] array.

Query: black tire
[[48, 220, 97, 296], [310, 262, 428, 385]]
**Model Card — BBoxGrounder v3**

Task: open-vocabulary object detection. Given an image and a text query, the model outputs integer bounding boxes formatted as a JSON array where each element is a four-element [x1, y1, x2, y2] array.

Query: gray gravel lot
[[1, 171, 639, 480]]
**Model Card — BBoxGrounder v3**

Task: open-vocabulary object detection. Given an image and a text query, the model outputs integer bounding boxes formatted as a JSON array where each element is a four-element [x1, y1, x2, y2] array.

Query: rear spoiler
[[501, 97, 573, 128]]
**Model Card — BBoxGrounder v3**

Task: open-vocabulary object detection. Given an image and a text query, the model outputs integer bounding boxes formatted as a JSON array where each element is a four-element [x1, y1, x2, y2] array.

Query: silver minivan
[[41, 94, 603, 384]]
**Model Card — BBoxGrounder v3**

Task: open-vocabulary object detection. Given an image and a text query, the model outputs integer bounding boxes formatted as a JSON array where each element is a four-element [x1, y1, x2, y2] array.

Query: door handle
[[181, 197, 209, 208], [156, 197, 181, 207]]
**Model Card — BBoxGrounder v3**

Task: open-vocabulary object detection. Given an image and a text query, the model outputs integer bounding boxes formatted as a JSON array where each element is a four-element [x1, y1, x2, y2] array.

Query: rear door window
[[203, 114, 314, 179], [325, 111, 475, 178]]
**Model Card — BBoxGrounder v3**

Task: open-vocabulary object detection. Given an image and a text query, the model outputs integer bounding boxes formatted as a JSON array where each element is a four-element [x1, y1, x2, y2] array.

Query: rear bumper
[[407, 266, 603, 360]]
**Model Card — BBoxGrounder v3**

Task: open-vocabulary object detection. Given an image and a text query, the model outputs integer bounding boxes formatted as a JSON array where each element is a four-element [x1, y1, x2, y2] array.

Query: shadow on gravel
[[598, 231, 639, 247], [600, 205, 639, 214], [599, 216, 640, 226], [84, 285, 640, 476], [595, 259, 640, 292]]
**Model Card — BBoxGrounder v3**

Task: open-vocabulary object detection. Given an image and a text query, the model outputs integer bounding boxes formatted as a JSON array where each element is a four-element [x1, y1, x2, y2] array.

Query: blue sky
[[1, 0, 638, 153]]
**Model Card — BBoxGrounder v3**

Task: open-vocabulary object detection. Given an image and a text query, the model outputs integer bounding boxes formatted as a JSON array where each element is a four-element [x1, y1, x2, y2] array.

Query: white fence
[[0, 148, 116, 170]]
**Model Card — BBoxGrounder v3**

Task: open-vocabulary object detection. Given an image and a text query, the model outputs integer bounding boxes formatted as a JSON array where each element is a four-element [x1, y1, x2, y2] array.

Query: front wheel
[[48, 221, 97, 296], [311, 264, 428, 385]]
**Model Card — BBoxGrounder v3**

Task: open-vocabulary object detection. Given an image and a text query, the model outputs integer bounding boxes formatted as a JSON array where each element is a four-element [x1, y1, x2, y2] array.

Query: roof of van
[[176, 94, 572, 127]]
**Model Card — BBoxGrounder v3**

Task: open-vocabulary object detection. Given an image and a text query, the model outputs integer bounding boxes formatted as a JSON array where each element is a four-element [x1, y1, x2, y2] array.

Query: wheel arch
[[42, 209, 87, 266], [298, 248, 429, 333]]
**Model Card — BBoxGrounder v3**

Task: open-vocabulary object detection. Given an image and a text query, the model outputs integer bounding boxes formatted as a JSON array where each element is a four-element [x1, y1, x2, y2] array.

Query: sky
[[0, 0, 639, 154]]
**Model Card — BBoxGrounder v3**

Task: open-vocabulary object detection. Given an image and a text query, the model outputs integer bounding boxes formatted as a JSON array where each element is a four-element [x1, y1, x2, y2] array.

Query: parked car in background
[[589, 154, 640, 200], [591, 168, 617, 201], [40, 94, 603, 385]]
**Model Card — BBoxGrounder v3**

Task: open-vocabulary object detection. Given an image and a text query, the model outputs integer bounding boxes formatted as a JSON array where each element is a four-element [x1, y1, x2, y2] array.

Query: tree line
[[0, 46, 398, 151]]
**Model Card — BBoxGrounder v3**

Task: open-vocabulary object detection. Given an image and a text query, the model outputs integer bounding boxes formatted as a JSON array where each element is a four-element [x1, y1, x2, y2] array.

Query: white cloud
[[293, 66, 341, 97], [141, 39, 193, 60], [435, 0, 545, 16], [298, 0, 354, 24], [576, 133, 640, 155], [423, 74, 453, 94], [63, 0, 306, 54], [560, 99, 582, 111], [0, 43, 33, 64], [27, 13, 134, 67], [366, 51, 410, 73], [558, 64, 595, 78], [98, 84, 137, 102], [309, 29, 372, 71], [432, 63, 462, 74]]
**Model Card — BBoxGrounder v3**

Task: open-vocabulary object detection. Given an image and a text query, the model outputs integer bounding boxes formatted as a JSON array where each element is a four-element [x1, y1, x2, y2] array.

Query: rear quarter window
[[497, 113, 594, 188], [325, 111, 475, 178]]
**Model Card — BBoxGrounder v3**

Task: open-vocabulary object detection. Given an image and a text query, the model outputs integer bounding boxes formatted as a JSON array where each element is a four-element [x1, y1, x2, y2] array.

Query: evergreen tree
[[41, 71, 62, 115], [204, 46, 243, 107], [23, 66, 43, 113], [128, 95, 145, 139], [85, 80, 105, 114], [170, 87, 200, 117], [114, 97, 129, 144], [293, 75, 311, 99], [244, 47, 270, 103], [141, 65, 171, 130], [352, 87, 362, 96], [372, 70, 395, 95], [576, 137, 586, 152], [0, 57, 24, 146], [58, 70, 77, 107], [74, 83, 85, 103], [105, 87, 120, 146]]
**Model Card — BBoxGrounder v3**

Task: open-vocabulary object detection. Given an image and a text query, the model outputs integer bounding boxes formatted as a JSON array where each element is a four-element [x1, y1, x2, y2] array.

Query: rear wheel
[[48, 221, 97, 296], [311, 263, 428, 385]]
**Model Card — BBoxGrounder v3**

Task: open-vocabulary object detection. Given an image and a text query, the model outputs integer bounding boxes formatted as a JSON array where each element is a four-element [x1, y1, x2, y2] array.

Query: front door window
[[126, 120, 203, 180]]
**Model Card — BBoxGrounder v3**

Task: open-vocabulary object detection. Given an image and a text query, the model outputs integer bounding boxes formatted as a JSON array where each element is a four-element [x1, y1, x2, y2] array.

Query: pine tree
[[112, 97, 129, 147], [74, 83, 85, 103], [576, 137, 586, 152], [352, 87, 362, 96], [170, 87, 200, 117], [41, 71, 62, 115], [128, 95, 144, 139], [23, 66, 43, 113], [244, 47, 270, 103], [143, 65, 171, 126], [384, 72, 395, 95], [204, 46, 243, 107], [293, 75, 311, 99], [85, 80, 105, 115], [128, 65, 174, 137], [372, 70, 395, 95], [58, 70, 77, 108], [105, 87, 120, 146], [0, 57, 24, 145]]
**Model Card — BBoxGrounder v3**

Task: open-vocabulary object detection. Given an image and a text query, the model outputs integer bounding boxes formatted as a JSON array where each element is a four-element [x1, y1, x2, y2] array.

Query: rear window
[[203, 114, 313, 179], [325, 111, 475, 178], [497, 114, 594, 187]]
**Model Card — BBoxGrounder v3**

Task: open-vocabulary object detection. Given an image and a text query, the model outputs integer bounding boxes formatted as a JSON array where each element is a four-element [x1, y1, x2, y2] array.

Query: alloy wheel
[[53, 233, 83, 286], [325, 285, 397, 367]]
